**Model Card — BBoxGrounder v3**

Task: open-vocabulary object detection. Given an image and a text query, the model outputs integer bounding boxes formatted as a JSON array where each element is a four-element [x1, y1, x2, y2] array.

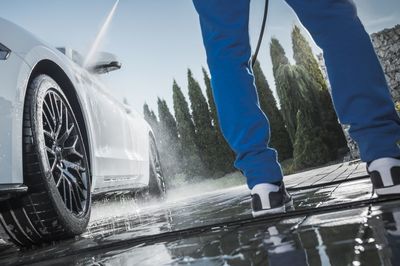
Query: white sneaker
[[251, 182, 293, 218], [367, 157, 400, 196]]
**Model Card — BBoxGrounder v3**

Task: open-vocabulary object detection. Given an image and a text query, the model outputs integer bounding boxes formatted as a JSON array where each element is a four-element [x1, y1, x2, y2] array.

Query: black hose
[[252, 0, 269, 67]]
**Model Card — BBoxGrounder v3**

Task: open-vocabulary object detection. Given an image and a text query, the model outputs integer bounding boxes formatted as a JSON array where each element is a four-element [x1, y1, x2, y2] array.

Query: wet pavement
[[1, 160, 400, 265]]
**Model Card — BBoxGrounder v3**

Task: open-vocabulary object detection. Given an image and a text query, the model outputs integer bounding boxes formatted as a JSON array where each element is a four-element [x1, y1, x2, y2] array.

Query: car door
[[124, 106, 150, 187], [79, 71, 140, 191]]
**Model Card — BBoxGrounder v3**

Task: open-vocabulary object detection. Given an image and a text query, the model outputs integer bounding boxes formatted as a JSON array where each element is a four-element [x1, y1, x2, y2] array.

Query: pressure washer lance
[[252, 0, 270, 67]]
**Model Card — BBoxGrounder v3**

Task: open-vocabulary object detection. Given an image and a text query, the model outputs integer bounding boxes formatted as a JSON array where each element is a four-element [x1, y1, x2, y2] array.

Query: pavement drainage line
[[287, 175, 370, 192], [309, 165, 349, 187], [290, 162, 345, 187], [324, 166, 355, 185], [16, 194, 400, 265]]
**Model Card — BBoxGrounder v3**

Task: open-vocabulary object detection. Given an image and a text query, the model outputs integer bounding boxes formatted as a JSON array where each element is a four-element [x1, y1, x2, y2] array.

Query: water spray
[[84, 0, 120, 68]]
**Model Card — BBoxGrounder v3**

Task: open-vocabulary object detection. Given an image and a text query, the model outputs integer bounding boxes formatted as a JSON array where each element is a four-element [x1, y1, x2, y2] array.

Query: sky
[[1, 0, 399, 115]]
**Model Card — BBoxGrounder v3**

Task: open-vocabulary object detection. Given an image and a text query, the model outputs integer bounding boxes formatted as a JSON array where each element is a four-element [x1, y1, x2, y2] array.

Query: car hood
[[0, 17, 48, 54]]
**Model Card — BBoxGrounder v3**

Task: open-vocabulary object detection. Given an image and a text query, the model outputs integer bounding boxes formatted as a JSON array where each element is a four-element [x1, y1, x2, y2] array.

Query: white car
[[0, 18, 166, 246]]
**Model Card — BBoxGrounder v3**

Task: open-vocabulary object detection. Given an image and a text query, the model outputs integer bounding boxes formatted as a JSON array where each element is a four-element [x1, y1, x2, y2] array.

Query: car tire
[[0, 74, 91, 247], [148, 136, 166, 199]]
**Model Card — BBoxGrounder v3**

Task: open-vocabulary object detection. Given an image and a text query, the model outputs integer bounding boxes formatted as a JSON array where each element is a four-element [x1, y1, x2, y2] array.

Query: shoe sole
[[375, 184, 400, 196], [252, 199, 293, 218]]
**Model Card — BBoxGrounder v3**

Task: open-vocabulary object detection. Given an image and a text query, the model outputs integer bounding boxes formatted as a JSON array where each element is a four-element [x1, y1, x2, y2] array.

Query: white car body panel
[[0, 49, 30, 184], [0, 18, 151, 194]]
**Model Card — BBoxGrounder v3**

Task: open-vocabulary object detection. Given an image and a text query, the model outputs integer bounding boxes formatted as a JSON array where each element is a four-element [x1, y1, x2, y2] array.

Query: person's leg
[[285, 0, 400, 163], [192, 0, 284, 189]]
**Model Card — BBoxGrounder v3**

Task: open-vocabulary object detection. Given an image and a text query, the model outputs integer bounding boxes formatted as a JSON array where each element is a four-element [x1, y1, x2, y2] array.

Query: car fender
[[0, 49, 31, 185], [15, 45, 99, 192]]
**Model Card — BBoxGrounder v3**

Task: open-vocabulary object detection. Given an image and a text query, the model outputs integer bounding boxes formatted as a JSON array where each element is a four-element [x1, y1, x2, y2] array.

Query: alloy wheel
[[41, 90, 89, 216]]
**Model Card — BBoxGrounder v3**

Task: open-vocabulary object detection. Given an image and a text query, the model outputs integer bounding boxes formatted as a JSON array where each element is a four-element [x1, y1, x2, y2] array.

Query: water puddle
[[1, 161, 399, 265]]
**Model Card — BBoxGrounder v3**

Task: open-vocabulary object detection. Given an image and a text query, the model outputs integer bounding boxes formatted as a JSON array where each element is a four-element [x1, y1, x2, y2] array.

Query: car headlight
[[0, 43, 11, 60]]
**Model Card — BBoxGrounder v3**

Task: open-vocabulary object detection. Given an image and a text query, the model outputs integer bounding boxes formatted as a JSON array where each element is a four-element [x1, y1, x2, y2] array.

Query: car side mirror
[[89, 52, 121, 74]]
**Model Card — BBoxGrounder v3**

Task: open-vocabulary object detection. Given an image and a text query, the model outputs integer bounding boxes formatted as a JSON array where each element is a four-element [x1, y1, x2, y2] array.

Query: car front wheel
[[0, 74, 91, 247]]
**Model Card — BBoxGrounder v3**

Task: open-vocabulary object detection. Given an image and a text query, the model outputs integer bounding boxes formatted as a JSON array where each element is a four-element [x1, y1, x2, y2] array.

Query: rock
[[318, 25, 399, 158], [371, 25, 400, 103]]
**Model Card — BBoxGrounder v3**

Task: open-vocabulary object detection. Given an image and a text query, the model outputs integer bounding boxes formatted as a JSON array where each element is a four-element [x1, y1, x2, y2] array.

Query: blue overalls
[[192, 0, 400, 189]]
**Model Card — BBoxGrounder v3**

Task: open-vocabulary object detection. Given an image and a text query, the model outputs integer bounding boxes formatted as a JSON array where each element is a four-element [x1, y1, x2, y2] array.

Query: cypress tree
[[156, 98, 182, 178], [253, 60, 293, 160], [157, 99, 179, 142], [187, 69, 216, 175], [277, 65, 333, 166], [143, 103, 159, 136], [172, 80, 205, 179], [292, 26, 347, 155], [203, 68, 219, 129], [293, 110, 330, 169], [271, 38, 332, 167], [292, 26, 328, 91], [270, 38, 290, 78], [202, 68, 236, 174], [270, 39, 303, 142]]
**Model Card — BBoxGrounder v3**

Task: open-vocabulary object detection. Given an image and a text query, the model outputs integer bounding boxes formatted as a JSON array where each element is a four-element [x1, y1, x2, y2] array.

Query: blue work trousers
[[192, 0, 400, 189]]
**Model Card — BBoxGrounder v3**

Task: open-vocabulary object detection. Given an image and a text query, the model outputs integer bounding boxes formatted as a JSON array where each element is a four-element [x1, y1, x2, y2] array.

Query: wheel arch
[[26, 60, 92, 178]]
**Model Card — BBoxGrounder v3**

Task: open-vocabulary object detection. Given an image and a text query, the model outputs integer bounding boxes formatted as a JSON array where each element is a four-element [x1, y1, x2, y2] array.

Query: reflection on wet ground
[[1, 160, 400, 265]]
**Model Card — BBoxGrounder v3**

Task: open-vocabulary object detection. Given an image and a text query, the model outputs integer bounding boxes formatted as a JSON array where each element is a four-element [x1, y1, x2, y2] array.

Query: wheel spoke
[[51, 93, 60, 121], [60, 104, 69, 142], [48, 93, 57, 121], [62, 167, 78, 183], [63, 159, 85, 173], [57, 95, 64, 121], [63, 136, 84, 159], [77, 172, 88, 190], [68, 179, 73, 211], [62, 178, 68, 208], [76, 182, 86, 199], [55, 123, 62, 140], [72, 184, 83, 211], [63, 147, 83, 159], [70, 186, 78, 212], [43, 98, 56, 121], [45, 146, 55, 155], [62, 168, 85, 211], [42, 111, 55, 134], [58, 123, 74, 146], [56, 169, 64, 188], [50, 158, 58, 172], [47, 157, 57, 170], [64, 105, 69, 135], [43, 129, 54, 140]]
